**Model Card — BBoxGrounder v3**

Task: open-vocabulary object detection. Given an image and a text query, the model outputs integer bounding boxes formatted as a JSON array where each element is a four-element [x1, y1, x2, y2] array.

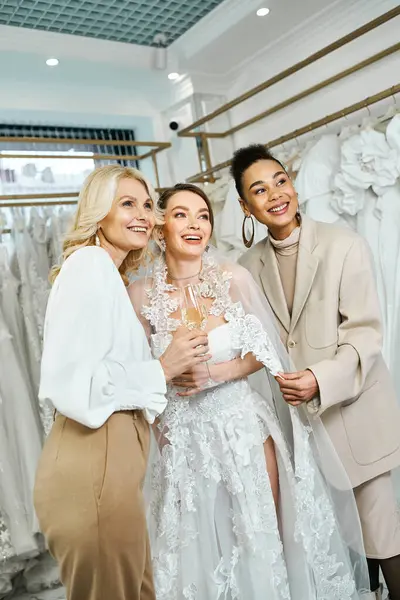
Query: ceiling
[[179, 0, 338, 76], [0, 0, 225, 46]]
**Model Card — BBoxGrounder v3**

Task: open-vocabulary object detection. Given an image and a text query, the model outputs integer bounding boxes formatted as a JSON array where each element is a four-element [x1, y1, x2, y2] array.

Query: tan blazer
[[239, 216, 400, 488]]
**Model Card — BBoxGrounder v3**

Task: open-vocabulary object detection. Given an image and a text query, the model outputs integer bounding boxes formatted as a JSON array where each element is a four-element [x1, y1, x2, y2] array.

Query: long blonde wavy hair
[[50, 165, 157, 285]]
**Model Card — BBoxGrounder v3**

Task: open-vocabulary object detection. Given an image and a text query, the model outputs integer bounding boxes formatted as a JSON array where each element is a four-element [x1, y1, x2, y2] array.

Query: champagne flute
[[180, 284, 207, 330], [180, 284, 212, 387]]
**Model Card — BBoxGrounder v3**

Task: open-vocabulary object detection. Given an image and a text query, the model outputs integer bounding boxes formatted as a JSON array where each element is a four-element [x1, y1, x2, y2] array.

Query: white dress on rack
[[0, 308, 40, 557], [29, 209, 51, 282], [138, 253, 368, 600], [380, 114, 400, 399], [48, 208, 73, 267], [295, 135, 355, 229], [200, 177, 231, 249], [0, 247, 43, 433], [333, 125, 399, 367], [11, 210, 52, 431]]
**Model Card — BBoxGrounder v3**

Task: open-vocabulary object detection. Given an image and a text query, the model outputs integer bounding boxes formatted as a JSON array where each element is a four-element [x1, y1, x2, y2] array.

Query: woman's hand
[[276, 370, 319, 406], [173, 364, 217, 397], [159, 327, 210, 383], [173, 352, 264, 398]]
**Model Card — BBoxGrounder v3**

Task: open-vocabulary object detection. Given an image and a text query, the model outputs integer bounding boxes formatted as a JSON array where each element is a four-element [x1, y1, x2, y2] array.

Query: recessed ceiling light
[[46, 58, 59, 67], [256, 7, 270, 16], [168, 72, 179, 81]]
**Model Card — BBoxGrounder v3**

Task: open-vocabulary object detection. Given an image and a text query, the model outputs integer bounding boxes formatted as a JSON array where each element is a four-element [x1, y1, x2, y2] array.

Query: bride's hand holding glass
[[159, 327, 210, 383], [173, 352, 265, 397], [173, 365, 218, 397]]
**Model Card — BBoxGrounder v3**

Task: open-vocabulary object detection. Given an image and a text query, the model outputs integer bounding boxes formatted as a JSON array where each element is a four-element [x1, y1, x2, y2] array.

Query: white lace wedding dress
[[138, 252, 368, 600]]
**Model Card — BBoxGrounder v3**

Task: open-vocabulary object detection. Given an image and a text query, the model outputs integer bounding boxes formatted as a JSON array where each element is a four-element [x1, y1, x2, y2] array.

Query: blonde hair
[[50, 165, 157, 285]]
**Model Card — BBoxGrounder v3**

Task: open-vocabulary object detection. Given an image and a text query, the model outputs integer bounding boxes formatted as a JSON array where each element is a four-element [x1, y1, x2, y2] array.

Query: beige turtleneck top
[[269, 227, 300, 316]]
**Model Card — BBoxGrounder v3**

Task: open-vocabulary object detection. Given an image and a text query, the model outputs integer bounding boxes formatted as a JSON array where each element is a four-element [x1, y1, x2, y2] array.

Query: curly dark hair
[[230, 144, 286, 198]]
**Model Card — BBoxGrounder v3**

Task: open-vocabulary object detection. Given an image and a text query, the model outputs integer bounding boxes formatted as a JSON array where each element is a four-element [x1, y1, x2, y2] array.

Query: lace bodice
[[152, 322, 238, 363], [152, 322, 252, 429], [142, 251, 283, 376]]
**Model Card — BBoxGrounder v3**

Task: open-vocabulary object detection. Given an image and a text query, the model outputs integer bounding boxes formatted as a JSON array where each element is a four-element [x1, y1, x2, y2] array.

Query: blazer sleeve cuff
[[307, 347, 359, 415]]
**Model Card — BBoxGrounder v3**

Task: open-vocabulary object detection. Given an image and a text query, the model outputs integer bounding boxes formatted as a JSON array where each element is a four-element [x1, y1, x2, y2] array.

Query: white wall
[[156, 95, 199, 186], [153, 90, 234, 185]]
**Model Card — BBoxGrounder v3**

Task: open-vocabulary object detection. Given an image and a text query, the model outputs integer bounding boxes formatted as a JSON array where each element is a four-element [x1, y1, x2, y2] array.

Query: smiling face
[[99, 177, 155, 253], [240, 159, 299, 240], [162, 190, 213, 259]]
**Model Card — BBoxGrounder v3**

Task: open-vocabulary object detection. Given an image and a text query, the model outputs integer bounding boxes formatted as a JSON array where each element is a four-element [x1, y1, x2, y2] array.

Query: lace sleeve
[[224, 261, 288, 376], [227, 307, 283, 376]]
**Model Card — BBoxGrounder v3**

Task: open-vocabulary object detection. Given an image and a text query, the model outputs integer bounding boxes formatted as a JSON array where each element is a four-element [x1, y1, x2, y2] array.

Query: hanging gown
[[29, 208, 51, 282], [0, 246, 43, 434], [295, 135, 355, 229], [0, 309, 40, 556], [380, 114, 400, 401], [11, 210, 52, 432], [276, 139, 312, 180], [330, 125, 365, 225], [198, 177, 231, 249], [334, 125, 399, 367], [0, 240, 43, 537], [48, 207, 73, 268]]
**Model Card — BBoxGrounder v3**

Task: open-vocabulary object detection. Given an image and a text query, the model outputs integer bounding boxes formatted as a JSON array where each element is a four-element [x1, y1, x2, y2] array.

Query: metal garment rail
[[220, 43, 400, 139], [0, 138, 171, 189], [186, 84, 400, 182], [0, 187, 168, 208], [0, 196, 78, 233], [179, 6, 400, 138]]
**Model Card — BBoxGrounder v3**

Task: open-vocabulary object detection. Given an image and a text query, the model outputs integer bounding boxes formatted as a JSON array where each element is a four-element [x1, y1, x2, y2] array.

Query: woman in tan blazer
[[233, 144, 400, 600]]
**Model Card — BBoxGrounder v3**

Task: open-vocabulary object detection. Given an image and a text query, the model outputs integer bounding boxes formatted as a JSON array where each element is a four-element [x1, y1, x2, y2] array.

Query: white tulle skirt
[[145, 378, 366, 600]]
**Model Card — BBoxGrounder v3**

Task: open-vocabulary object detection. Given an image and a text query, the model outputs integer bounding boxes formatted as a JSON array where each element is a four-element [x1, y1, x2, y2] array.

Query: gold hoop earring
[[242, 215, 255, 248]]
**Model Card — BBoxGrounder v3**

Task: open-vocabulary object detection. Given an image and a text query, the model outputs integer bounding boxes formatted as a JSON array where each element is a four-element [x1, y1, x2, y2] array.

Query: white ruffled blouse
[[39, 246, 167, 429]]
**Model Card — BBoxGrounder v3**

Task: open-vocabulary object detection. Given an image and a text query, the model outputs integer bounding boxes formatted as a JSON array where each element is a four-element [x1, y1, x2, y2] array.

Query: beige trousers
[[354, 471, 400, 559], [34, 411, 154, 600]]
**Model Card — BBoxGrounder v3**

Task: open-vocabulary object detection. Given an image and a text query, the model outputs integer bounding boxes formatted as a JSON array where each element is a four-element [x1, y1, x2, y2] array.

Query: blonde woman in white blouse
[[34, 165, 210, 600]]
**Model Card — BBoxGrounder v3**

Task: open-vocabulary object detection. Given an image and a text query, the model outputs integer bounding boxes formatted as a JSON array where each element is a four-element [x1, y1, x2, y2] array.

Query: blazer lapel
[[290, 216, 319, 332], [260, 240, 291, 332]]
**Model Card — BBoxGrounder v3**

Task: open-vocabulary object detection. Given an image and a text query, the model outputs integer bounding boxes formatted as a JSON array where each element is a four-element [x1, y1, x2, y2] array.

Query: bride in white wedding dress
[[129, 183, 370, 600]]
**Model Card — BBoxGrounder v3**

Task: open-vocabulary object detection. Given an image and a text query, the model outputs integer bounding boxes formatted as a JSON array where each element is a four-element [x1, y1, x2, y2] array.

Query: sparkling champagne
[[181, 306, 206, 330]]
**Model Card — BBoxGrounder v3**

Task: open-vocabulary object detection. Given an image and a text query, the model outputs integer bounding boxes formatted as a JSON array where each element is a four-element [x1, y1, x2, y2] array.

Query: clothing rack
[[0, 191, 78, 201], [176, 6, 400, 183], [179, 7, 400, 138], [0, 194, 79, 237], [0, 196, 78, 234], [0, 138, 171, 189], [219, 43, 399, 140], [0, 199, 77, 208], [185, 44, 400, 141], [0, 186, 168, 209], [186, 83, 400, 182]]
